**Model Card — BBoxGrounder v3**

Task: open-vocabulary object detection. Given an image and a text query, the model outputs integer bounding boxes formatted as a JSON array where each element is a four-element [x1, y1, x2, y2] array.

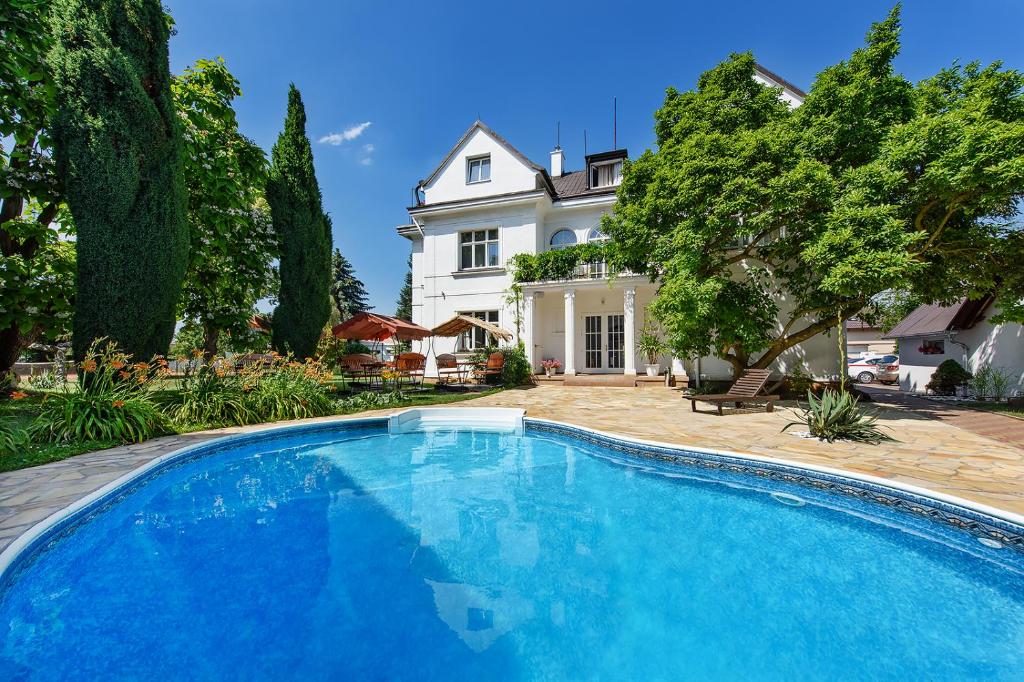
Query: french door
[[583, 314, 625, 371]]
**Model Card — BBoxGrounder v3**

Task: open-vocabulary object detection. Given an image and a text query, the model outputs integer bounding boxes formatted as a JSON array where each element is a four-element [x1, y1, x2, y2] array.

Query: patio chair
[[685, 368, 779, 415], [473, 352, 505, 384], [436, 353, 460, 385], [339, 353, 378, 387], [395, 352, 426, 388]]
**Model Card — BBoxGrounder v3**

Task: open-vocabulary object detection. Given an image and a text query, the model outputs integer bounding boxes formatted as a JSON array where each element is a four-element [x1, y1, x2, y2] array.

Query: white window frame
[[466, 155, 491, 184], [589, 160, 622, 188], [459, 228, 500, 270], [549, 229, 577, 250], [458, 310, 500, 351]]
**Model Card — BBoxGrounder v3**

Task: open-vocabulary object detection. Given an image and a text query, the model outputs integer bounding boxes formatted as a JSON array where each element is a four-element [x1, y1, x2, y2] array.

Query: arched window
[[587, 227, 608, 243], [549, 229, 577, 249]]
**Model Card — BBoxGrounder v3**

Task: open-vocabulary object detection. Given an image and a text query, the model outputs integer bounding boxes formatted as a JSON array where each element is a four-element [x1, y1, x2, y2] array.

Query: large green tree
[[330, 248, 370, 320], [0, 0, 75, 385], [266, 85, 332, 358], [605, 7, 1024, 375], [49, 0, 188, 361], [172, 58, 276, 361], [395, 255, 412, 320]]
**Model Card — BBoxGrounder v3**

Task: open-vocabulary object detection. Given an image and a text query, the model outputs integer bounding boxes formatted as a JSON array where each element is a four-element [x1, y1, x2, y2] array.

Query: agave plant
[[783, 389, 894, 444]]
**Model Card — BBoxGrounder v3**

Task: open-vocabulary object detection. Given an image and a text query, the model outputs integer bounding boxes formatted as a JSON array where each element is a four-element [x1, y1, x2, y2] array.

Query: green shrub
[[167, 358, 254, 426], [0, 420, 27, 456], [500, 343, 533, 386], [244, 357, 335, 422], [783, 389, 894, 444], [926, 360, 972, 396], [970, 363, 1013, 400], [990, 366, 1012, 400], [29, 341, 167, 444], [26, 369, 64, 390], [785, 366, 814, 397], [337, 391, 411, 412]]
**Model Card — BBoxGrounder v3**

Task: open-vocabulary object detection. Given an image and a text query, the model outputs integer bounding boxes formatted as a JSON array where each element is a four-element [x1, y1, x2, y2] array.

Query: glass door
[[584, 315, 602, 369], [607, 314, 625, 369]]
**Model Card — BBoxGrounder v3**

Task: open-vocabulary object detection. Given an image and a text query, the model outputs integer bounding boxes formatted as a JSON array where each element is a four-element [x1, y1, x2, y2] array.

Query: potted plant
[[540, 358, 562, 377], [637, 320, 667, 377]]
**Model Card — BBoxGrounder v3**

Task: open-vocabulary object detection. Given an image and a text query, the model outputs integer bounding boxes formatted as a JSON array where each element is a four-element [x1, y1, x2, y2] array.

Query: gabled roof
[[754, 63, 807, 100], [421, 119, 547, 188], [883, 297, 993, 339]]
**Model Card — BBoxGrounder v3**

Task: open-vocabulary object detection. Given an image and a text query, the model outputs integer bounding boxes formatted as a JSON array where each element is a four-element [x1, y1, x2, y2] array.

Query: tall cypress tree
[[49, 0, 188, 360], [330, 249, 371, 319], [267, 85, 332, 358]]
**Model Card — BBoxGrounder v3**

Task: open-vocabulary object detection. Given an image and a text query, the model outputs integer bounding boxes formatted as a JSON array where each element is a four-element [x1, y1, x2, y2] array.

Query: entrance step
[[563, 374, 637, 387]]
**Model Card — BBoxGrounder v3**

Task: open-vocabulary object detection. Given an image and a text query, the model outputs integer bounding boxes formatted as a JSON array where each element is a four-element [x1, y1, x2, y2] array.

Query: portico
[[519, 275, 659, 377]]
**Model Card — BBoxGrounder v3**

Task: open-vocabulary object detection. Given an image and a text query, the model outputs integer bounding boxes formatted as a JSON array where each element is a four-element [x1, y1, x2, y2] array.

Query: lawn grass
[[0, 386, 502, 473]]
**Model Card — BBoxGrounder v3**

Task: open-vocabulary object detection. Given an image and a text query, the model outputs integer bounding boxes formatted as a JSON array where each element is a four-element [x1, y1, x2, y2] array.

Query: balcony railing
[[510, 243, 628, 284]]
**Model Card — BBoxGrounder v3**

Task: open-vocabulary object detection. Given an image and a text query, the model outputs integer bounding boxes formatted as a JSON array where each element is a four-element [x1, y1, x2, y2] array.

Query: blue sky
[[163, 0, 1024, 313]]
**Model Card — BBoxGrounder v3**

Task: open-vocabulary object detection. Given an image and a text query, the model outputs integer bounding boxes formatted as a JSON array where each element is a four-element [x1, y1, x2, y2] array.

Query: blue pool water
[[1, 424, 1023, 680]]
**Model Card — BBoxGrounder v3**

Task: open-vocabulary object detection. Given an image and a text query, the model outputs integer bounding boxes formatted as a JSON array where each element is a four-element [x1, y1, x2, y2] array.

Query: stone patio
[[1, 385, 1022, 553]]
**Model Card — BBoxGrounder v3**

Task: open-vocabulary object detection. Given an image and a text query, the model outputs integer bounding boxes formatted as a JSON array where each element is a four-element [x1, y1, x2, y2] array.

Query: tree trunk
[[202, 325, 220, 363], [0, 322, 40, 390]]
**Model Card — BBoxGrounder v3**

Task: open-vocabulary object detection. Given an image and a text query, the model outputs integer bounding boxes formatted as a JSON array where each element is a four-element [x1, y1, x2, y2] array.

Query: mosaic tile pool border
[[525, 418, 1024, 552]]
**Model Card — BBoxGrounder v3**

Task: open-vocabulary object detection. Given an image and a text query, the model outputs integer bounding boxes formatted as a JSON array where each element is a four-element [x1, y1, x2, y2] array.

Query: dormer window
[[590, 160, 622, 188], [585, 150, 627, 190], [466, 155, 491, 184]]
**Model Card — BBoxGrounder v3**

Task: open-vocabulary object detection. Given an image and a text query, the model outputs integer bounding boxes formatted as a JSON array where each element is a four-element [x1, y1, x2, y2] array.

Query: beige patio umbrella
[[430, 314, 513, 342]]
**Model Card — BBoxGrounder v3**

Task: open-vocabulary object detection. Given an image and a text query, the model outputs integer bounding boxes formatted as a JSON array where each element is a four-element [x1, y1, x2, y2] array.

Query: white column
[[563, 289, 576, 375], [623, 287, 637, 376], [523, 291, 536, 372]]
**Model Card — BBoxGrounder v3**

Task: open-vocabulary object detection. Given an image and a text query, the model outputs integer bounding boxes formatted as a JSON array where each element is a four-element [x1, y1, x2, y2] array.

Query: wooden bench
[[685, 368, 779, 415]]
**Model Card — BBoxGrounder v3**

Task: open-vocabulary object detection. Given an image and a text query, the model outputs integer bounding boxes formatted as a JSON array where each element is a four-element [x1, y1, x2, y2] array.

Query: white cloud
[[359, 157, 373, 166], [318, 121, 372, 145], [362, 143, 375, 153]]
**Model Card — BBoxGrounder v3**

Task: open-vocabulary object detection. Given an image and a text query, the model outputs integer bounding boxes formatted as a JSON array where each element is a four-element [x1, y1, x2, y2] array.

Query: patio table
[[361, 362, 386, 389]]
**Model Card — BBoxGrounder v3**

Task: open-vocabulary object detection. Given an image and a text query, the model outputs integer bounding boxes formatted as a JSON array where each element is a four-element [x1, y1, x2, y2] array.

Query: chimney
[[550, 147, 565, 177]]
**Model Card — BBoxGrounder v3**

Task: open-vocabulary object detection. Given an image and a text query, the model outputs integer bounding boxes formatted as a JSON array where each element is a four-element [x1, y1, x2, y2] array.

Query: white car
[[847, 354, 900, 384]]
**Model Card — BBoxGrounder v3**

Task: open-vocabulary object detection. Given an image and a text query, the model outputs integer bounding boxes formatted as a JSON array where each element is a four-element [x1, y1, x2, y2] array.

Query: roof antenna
[[584, 129, 588, 157], [556, 121, 561, 150], [613, 96, 617, 150]]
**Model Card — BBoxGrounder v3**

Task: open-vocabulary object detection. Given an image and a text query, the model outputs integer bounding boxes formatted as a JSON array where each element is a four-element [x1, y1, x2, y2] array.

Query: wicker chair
[[472, 351, 505, 384], [436, 353, 460, 385], [339, 353, 379, 386], [395, 352, 426, 388]]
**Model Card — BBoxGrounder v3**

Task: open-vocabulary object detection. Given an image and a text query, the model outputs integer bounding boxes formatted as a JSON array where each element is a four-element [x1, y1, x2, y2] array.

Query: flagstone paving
[[1, 385, 1022, 554]]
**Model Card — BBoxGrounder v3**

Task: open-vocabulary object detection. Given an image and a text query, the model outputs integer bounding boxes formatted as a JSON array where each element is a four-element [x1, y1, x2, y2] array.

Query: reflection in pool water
[[0, 424, 1022, 680]]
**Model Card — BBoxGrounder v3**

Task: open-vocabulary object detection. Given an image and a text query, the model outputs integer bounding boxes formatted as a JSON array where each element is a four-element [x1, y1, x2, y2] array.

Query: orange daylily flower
[[9, 390, 28, 400], [110, 360, 126, 370], [81, 359, 98, 372], [112, 400, 126, 408]]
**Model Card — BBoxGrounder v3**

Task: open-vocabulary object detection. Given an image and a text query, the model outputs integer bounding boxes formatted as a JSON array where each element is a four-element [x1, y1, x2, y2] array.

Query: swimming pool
[[1, 410, 1022, 680]]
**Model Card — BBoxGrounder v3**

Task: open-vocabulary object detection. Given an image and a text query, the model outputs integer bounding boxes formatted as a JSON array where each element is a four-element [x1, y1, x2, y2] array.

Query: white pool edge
[[1, 407, 1021, 578]]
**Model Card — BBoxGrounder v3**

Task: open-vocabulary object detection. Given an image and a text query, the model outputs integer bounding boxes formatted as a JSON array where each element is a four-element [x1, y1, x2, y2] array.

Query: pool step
[[388, 407, 526, 434]]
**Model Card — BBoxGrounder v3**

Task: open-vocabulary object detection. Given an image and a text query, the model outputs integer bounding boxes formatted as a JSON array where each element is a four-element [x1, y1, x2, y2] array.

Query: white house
[[884, 298, 1024, 394], [397, 67, 840, 384]]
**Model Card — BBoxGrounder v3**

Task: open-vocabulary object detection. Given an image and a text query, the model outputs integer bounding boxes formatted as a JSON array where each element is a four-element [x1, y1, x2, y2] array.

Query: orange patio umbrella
[[332, 312, 433, 342]]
